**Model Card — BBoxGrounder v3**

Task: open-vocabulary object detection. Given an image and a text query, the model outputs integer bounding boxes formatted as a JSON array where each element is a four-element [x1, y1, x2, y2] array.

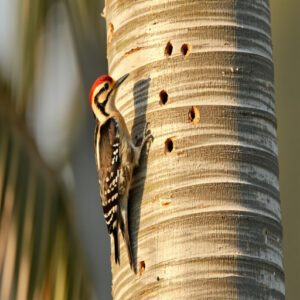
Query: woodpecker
[[89, 73, 152, 271]]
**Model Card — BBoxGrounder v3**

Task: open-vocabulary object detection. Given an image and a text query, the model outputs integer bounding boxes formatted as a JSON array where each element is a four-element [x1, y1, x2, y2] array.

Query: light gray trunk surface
[[104, 0, 284, 299]]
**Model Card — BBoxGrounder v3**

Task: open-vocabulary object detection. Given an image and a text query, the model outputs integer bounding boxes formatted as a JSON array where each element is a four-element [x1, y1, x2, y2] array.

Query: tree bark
[[105, 0, 284, 299]]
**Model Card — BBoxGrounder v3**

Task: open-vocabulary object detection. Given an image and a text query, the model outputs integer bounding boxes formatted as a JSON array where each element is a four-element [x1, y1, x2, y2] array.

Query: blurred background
[[0, 0, 298, 299]]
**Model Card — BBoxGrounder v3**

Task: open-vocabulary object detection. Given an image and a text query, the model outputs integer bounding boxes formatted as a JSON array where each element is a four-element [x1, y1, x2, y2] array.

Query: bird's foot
[[135, 122, 153, 155], [141, 122, 153, 151]]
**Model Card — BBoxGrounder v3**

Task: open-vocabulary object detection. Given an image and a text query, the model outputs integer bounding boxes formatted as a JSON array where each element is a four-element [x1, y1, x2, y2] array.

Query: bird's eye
[[104, 83, 109, 90]]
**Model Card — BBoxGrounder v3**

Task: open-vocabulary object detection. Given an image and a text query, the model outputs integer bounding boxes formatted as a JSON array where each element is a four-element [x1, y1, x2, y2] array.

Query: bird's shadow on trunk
[[128, 78, 151, 273]]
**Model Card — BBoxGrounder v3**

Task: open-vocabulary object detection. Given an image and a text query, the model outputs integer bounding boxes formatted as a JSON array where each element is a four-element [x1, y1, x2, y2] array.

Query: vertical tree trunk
[[104, 0, 284, 299]]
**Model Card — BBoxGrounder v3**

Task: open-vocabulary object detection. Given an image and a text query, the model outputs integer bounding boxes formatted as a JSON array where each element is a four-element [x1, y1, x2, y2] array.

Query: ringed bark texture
[[105, 0, 284, 299]]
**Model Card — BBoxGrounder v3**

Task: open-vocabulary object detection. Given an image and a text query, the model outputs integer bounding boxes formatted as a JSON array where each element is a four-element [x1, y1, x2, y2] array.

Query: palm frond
[[0, 95, 92, 299]]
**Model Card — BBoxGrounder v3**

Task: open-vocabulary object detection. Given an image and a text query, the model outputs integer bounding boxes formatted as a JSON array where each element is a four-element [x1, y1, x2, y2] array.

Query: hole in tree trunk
[[188, 106, 200, 125], [164, 41, 173, 56], [181, 43, 192, 57], [108, 23, 114, 43], [165, 138, 174, 153], [159, 90, 168, 105], [139, 261, 146, 275]]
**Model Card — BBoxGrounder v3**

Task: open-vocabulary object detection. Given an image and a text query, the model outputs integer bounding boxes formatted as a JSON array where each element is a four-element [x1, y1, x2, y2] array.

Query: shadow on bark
[[128, 78, 151, 272]]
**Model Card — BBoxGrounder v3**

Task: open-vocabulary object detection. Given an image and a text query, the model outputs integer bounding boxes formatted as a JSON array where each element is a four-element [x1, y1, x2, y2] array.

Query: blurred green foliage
[[0, 0, 105, 297], [0, 84, 91, 299], [271, 1, 300, 299]]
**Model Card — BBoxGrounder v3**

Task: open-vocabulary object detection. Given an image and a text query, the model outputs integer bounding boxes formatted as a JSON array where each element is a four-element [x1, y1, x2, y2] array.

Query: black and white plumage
[[95, 118, 134, 266], [89, 74, 152, 272]]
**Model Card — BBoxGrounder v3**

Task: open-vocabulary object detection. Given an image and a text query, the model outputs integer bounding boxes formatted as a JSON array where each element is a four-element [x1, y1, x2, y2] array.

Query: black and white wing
[[94, 118, 122, 263]]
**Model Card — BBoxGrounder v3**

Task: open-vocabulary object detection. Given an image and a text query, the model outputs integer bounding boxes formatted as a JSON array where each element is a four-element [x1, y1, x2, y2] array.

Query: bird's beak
[[114, 73, 129, 88]]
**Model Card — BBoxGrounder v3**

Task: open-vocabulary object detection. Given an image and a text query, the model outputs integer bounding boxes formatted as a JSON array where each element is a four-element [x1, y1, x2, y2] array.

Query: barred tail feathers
[[123, 224, 135, 272], [119, 214, 135, 273]]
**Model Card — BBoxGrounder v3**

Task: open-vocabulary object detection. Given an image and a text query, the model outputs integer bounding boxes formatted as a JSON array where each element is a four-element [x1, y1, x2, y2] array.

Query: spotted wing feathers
[[97, 118, 122, 263]]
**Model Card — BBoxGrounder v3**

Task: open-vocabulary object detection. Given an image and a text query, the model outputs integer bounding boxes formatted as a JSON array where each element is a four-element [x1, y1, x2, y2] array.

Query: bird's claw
[[143, 122, 151, 137], [142, 122, 153, 154], [135, 122, 154, 152]]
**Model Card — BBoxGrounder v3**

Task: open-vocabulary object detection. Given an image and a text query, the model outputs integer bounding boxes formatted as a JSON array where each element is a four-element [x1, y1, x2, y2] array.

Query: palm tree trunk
[[105, 0, 284, 299]]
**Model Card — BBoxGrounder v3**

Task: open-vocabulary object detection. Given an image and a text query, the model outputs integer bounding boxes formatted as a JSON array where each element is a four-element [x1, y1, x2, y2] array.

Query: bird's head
[[89, 73, 129, 122]]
